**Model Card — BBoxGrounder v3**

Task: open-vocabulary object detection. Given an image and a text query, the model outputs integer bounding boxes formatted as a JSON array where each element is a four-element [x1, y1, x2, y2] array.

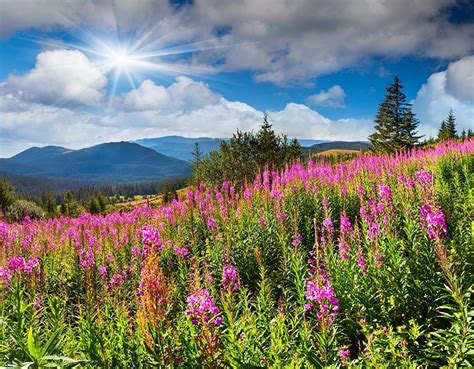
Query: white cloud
[[4, 49, 107, 106], [413, 55, 474, 137], [306, 85, 346, 108], [1, 1, 472, 84], [120, 77, 222, 111], [445, 55, 474, 104], [0, 75, 373, 157]]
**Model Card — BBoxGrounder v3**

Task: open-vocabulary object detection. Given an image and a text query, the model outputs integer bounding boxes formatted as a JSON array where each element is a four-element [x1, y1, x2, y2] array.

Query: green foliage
[[0, 179, 15, 213], [196, 115, 302, 186], [369, 75, 421, 154], [60, 191, 81, 217], [5, 199, 46, 222], [438, 109, 458, 141]]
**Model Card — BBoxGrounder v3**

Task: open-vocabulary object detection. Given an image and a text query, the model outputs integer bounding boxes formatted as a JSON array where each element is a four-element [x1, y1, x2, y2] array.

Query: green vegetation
[[192, 115, 303, 186], [369, 76, 421, 154]]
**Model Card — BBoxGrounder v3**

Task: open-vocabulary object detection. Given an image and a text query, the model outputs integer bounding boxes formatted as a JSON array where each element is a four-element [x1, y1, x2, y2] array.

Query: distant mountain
[[298, 139, 329, 147], [308, 141, 371, 152], [134, 136, 224, 161], [134, 136, 328, 161], [0, 142, 191, 184]]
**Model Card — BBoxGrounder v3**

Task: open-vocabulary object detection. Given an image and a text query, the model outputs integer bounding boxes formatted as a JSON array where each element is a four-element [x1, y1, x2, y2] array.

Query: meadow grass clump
[[1, 139, 473, 367]]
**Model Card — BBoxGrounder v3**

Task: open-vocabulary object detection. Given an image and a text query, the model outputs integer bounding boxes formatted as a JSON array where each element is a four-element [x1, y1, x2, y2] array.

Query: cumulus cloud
[[445, 55, 474, 104], [413, 55, 474, 136], [1, 0, 473, 84], [121, 77, 221, 112], [3, 49, 107, 106], [306, 85, 346, 108], [0, 75, 373, 157]]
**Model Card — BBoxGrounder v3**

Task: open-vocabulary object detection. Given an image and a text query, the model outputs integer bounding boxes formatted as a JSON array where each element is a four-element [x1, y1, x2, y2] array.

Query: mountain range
[[0, 142, 191, 184], [134, 136, 328, 161]]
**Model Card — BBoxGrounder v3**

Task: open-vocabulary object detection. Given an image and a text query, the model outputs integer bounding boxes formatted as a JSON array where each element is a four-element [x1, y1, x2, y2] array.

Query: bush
[[6, 199, 46, 222]]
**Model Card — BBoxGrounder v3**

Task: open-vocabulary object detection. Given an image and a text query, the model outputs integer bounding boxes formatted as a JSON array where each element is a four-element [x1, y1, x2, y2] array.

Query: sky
[[0, 0, 473, 157]]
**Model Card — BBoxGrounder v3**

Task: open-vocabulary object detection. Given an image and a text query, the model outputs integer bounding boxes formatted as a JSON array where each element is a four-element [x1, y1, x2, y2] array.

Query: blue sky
[[0, 0, 473, 157]]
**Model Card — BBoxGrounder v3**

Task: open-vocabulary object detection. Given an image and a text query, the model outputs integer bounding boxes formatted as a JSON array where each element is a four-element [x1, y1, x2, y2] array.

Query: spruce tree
[[444, 109, 457, 139], [438, 110, 457, 141], [369, 75, 420, 153]]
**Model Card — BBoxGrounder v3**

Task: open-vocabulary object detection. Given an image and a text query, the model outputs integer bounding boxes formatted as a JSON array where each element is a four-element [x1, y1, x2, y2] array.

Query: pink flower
[[185, 289, 220, 326], [174, 246, 189, 259], [222, 264, 239, 293], [420, 204, 447, 239], [305, 269, 339, 326]]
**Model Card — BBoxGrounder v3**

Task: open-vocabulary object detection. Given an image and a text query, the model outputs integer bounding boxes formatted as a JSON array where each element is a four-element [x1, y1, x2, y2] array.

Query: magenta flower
[[340, 213, 353, 236], [0, 267, 12, 296], [276, 212, 286, 220], [292, 233, 302, 247], [174, 246, 189, 259], [305, 269, 339, 327], [420, 204, 447, 239], [356, 252, 368, 275], [99, 266, 107, 278], [222, 264, 239, 293], [141, 225, 162, 250], [207, 217, 219, 231], [378, 184, 392, 203], [338, 347, 350, 365], [185, 289, 220, 326], [322, 217, 335, 236], [338, 240, 350, 260]]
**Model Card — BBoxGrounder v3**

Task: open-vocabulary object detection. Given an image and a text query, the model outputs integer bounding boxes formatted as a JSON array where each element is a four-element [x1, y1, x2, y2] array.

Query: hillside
[[0, 142, 191, 184]]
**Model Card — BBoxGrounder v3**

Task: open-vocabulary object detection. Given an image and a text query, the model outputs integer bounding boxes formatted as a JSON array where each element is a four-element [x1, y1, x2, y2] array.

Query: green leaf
[[26, 327, 37, 359]]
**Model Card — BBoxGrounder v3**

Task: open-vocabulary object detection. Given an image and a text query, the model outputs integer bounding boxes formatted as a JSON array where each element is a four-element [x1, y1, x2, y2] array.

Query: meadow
[[1, 140, 473, 367]]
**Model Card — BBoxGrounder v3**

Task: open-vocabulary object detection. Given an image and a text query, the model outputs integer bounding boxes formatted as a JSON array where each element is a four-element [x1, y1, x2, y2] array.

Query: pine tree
[[255, 114, 282, 169], [191, 142, 203, 185], [369, 75, 420, 154], [444, 109, 457, 139], [438, 110, 457, 141], [468, 129, 474, 139]]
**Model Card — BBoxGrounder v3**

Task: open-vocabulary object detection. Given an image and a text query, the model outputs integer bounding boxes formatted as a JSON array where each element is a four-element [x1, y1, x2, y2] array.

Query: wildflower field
[[1, 140, 473, 367]]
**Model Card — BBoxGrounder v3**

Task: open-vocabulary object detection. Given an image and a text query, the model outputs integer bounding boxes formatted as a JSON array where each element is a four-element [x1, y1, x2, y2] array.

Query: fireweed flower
[[99, 266, 107, 278], [322, 218, 335, 237], [341, 186, 348, 197], [415, 170, 432, 186], [420, 205, 447, 239], [276, 212, 286, 221], [185, 289, 220, 326], [0, 267, 12, 297], [207, 217, 219, 231], [222, 264, 239, 293], [338, 347, 350, 365], [79, 248, 95, 270], [140, 225, 162, 251], [338, 239, 350, 260], [356, 252, 368, 275], [378, 184, 392, 204], [305, 269, 339, 327], [340, 213, 353, 236], [292, 233, 302, 247], [174, 246, 189, 259]]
